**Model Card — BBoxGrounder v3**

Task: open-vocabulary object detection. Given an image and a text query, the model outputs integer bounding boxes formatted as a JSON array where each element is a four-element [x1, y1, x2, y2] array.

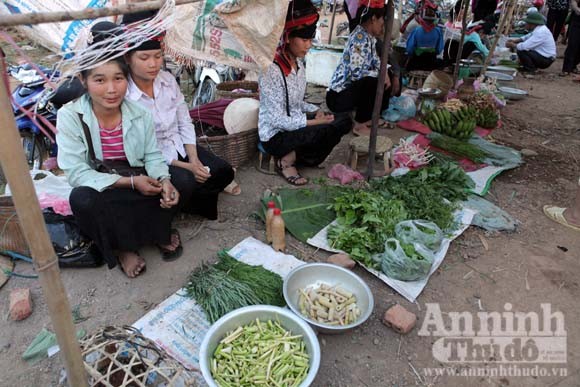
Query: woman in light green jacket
[[56, 22, 194, 278]]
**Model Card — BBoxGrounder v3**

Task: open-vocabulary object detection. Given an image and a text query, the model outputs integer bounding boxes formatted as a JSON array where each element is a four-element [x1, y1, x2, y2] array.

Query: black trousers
[[326, 77, 391, 124], [261, 112, 352, 167], [547, 9, 568, 41], [517, 50, 555, 71], [69, 166, 195, 268], [173, 145, 234, 220], [406, 52, 442, 72], [563, 19, 580, 72]]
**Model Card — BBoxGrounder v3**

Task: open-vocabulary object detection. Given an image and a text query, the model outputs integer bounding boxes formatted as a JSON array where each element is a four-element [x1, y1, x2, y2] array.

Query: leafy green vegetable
[[327, 189, 408, 267]]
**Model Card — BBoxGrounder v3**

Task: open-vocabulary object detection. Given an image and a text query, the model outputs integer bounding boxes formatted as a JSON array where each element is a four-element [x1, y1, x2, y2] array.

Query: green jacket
[[56, 94, 170, 192]]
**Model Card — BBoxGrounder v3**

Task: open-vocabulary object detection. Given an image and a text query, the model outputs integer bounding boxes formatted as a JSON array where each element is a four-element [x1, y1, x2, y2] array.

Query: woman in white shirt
[[123, 12, 234, 220]]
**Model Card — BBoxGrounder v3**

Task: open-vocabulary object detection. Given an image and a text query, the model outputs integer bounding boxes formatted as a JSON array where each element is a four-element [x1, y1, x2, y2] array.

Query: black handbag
[[78, 113, 146, 177]]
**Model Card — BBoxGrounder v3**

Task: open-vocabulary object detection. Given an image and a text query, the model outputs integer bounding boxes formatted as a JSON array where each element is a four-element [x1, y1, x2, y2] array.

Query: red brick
[[9, 288, 32, 321], [382, 304, 416, 334], [327, 253, 356, 270]]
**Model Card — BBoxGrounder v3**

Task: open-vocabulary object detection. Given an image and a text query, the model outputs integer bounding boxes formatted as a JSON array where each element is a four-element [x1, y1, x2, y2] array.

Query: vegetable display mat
[[132, 237, 306, 385], [307, 208, 476, 303]]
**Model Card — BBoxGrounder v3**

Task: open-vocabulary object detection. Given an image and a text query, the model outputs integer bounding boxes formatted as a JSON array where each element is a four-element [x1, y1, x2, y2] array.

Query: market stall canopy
[[164, 0, 288, 71]]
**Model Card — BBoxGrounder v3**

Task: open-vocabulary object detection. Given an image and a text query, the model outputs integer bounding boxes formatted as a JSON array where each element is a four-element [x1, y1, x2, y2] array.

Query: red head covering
[[358, 0, 385, 8]]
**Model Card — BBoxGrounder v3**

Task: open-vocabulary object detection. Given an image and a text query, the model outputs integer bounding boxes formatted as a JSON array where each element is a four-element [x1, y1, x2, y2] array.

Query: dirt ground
[[1, 26, 580, 387]]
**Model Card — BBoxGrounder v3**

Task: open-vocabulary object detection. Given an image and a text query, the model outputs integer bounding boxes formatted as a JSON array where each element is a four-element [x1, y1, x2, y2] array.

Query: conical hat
[[223, 98, 260, 135]]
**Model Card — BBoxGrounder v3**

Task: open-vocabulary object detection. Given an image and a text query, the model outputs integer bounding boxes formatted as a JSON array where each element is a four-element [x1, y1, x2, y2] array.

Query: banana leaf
[[260, 187, 341, 243]]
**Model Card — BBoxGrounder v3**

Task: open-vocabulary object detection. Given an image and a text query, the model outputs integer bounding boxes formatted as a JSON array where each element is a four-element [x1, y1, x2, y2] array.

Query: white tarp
[[0, 0, 114, 54]]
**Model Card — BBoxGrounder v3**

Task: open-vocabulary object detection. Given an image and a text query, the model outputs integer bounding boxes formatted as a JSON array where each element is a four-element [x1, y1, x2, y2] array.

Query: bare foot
[[118, 251, 146, 278], [159, 232, 180, 253], [563, 208, 580, 227], [353, 122, 371, 136]]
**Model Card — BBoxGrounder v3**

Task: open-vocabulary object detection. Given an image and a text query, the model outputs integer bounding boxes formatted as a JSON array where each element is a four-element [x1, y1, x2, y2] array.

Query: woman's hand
[[133, 176, 163, 196], [160, 179, 179, 209], [307, 110, 334, 126], [187, 157, 211, 183], [384, 75, 391, 90]]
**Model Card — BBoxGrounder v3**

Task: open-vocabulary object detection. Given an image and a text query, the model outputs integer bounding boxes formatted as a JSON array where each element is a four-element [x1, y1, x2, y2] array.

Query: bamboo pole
[[328, 0, 340, 44], [452, 0, 470, 89], [366, 0, 395, 180], [482, 0, 517, 73], [0, 0, 201, 28], [0, 60, 87, 385]]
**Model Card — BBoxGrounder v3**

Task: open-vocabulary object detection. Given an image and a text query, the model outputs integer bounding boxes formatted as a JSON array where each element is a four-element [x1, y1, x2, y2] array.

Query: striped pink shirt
[[99, 122, 127, 161]]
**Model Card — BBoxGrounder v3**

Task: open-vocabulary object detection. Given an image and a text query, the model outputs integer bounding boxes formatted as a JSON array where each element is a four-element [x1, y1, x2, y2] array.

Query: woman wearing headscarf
[[259, 0, 352, 186], [57, 22, 194, 278], [405, 0, 444, 71], [326, 0, 398, 136], [122, 11, 235, 220]]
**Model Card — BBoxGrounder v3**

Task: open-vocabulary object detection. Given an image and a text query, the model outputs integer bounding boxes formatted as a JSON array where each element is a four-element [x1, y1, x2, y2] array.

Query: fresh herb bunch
[[185, 265, 262, 323], [185, 252, 285, 323], [328, 190, 408, 267], [214, 251, 285, 307], [427, 132, 490, 164]]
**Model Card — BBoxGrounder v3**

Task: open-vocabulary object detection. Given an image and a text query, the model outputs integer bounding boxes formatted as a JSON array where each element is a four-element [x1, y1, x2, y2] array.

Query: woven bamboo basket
[[80, 326, 197, 387], [216, 80, 259, 100], [197, 128, 259, 168], [0, 196, 28, 255]]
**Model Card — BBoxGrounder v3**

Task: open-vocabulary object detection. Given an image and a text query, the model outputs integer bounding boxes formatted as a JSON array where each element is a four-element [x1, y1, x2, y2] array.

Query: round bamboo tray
[[197, 128, 259, 168], [216, 80, 259, 100]]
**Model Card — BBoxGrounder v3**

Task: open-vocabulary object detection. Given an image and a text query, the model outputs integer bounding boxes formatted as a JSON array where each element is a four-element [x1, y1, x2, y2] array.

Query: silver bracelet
[[130, 175, 135, 190]]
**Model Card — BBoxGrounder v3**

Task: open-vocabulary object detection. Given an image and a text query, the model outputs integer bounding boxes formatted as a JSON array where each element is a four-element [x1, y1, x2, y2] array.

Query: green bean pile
[[211, 319, 310, 387]]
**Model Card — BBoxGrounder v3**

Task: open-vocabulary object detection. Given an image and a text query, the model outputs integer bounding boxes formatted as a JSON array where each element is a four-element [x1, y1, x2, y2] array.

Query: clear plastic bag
[[375, 238, 435, 281], [382, 96, 417, 122], [395, 220, 444, 251]]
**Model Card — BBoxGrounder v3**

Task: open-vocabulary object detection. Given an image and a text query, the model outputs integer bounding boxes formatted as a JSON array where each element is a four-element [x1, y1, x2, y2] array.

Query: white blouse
[[126, 71, 197, 164]]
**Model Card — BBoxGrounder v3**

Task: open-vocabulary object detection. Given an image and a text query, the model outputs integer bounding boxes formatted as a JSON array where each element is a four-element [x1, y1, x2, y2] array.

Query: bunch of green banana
[[476, 107, 499, 129], [422, 107, 476, 141]]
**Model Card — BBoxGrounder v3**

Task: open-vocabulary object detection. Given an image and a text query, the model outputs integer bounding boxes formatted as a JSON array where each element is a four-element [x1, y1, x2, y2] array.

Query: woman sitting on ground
[[122, 12, 234, 220], [259, 0, 352, 186], [326, 0, 399, 136], [57, 22, 194, 278]]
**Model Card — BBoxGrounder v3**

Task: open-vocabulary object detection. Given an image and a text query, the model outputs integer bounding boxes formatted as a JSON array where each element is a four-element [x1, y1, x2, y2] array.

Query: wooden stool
[[407, 70, 430, 90], [256, 142, 276, 175], [347, 136, 393, 171]]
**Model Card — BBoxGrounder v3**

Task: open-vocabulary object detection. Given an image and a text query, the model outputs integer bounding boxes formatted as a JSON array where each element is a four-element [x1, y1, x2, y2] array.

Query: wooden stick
[[328, 0, 340, 45], [366, 0, 395, 180], [451, 0, 470, 89], [0, 0, 201, 28], [482, 0, 517, 73], [0, 60, 87, 386]]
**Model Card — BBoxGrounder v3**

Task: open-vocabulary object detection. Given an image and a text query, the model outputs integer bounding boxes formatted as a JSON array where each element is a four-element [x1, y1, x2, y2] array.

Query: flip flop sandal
[[543, 205, 580, 232], [276, 159, 308, 186], [158, 229, 183, 262]]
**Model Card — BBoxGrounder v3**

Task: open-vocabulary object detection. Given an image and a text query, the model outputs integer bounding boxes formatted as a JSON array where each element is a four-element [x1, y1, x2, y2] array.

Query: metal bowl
[[484, 71, 514, 82], [199, 305, 321, 387], [498, 86, 528, 101], [283, 263, 374, 334], [418, 87, 442, 97], [488, 65, 518, 78]]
